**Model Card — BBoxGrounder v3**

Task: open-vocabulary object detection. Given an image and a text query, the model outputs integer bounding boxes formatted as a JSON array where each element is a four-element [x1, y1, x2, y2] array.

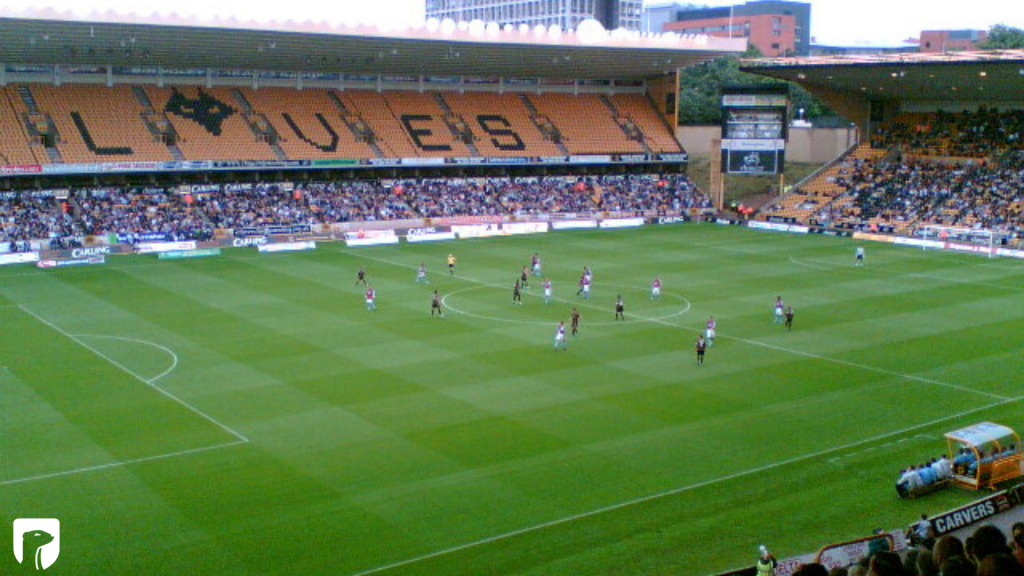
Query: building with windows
[[651, 0, 810, 57], [425, 0, 643, 32], [916, 30, 988, 53]]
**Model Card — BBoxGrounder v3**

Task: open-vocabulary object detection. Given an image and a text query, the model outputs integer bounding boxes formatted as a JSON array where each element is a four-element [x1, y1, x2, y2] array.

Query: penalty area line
[[344, 394, 1024, 576], [17, 304, 249, 443], [0, 440, 247, 488]]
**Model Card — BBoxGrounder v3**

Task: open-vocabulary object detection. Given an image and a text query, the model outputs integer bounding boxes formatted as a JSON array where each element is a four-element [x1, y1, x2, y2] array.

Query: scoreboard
[[720, 86, 789, 175]]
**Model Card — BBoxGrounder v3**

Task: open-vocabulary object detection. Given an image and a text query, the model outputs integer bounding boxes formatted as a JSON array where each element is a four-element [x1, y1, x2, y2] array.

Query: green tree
[[980, 24, 1024, 49], [676, 46, 834, 125]]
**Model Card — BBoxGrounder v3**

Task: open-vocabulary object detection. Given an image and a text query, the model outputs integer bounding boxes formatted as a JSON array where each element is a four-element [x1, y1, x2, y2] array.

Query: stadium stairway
[[326, 91, 386, 158], [759, 144, 885, 223], [432, 93, 481, 157], [518, 94, 569, 155], [600, 95, 654, 155]]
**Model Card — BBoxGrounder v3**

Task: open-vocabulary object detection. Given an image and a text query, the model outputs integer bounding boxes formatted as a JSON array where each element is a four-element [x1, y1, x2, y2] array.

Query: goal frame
[[919, 225, 998, 258]]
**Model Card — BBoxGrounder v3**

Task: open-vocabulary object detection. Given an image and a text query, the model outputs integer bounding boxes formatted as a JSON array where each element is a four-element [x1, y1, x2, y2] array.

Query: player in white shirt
[[415, 263, 428, 283], [651, 277, 662, 300], [554, 321, 568, 350], [543, 278, 552, 304], [773, 296, 784, 324], [855, 246, 865, 266]]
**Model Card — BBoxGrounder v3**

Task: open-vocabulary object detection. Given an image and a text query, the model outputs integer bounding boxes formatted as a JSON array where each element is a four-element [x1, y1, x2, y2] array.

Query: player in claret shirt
[[773, 296, 785, 324], [365, 286, 376, 311], [531, 253, 542, 276], [706, 316, 716, 346], [543, 278, 552, 304], [651, 277, 662, 300], [554, 321, 568, 351]]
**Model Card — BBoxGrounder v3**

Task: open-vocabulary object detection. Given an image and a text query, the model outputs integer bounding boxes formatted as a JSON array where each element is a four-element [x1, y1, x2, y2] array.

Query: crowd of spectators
[[77, 188, 213, 242], [872, 108, 1024, 158], [0, 174, 710, 248], [0, 194, 81, 250], [805, 158, 1023, 239], [785, 522, 1024, 576]]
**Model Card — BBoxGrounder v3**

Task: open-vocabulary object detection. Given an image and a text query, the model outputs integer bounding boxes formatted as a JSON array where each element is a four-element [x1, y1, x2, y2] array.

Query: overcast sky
[[3, 0, 1022, 47]]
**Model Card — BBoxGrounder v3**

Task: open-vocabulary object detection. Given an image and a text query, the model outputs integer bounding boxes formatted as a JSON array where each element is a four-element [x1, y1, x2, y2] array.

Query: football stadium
[[1, 5, 1023, 576]]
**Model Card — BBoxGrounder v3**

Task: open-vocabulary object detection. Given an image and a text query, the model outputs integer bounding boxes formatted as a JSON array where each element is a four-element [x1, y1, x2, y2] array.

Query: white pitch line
[[343, 393, 1024, 576], [440, 282, 691, 327], [17, 305, 249, 442], [346, 251, 1008, 402], [75, 334, 180, 383], [0, 439, 246, 487]]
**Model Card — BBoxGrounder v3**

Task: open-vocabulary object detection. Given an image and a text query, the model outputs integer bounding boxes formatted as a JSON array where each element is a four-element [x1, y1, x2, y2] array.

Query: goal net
[[919, 225, 1001, 258]]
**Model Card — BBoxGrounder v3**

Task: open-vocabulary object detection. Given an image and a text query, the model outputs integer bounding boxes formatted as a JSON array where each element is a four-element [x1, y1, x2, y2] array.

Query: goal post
[[919, 225, 999, 258]]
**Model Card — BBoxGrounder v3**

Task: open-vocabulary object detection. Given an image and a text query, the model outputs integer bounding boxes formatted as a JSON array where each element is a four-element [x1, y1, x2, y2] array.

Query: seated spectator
[[793, 563, 829, 576], [868, 551, 903, 576], [939, 556, 976, 576], [968, 525, 1012, 564], [933, 534, 966, 567], [977, 554, 1024, 576], [1011, 522, 1024, 568]]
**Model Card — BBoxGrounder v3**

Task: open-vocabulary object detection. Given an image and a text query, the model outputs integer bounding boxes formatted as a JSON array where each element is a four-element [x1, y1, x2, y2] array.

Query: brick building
[[654, 0, 810, 57]]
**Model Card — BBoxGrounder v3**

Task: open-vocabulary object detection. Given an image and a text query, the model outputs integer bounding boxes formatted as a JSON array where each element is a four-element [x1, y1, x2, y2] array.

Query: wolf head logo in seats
[[164, 88, 236, 135]]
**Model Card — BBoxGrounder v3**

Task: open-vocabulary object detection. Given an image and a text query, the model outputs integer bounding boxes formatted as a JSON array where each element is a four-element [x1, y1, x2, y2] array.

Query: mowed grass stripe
[[0, 225, 1021, 576], [0, 306, 234, 481]]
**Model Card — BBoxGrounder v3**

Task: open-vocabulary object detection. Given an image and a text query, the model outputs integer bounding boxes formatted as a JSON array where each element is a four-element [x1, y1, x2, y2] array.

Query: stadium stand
[[872, 108, 1024, 159], [760, 145, 886, 223], [144, 85, 279, 161], [760, 109, 1024, 237], [0, 88, 44, 166], [76, 188, 213, 241], [244, 88, 378, 160], [0, 193, 79, 247], [608, 94, 684, 154], [0, 84, 683, 163], [0, 174, 708, 246], [441, 92, 562, 157], [529, 93, 647, 155], [31, 84, 174, 163]]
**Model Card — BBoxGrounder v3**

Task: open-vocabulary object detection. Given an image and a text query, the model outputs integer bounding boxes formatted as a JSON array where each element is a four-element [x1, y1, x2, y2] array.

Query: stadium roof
[[740, 50, 1024, 103], [0, 13, 746, 80]]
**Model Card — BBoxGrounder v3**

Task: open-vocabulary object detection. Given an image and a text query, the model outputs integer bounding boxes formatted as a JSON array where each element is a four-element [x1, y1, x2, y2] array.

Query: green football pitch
[[2, 224, 1023, 575]]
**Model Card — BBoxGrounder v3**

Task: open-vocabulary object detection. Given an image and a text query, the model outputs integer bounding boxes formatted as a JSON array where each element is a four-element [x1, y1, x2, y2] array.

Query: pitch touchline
[[345, 251, 1007, 401], [17, 304, 249, 442], [343, 393, 1024, 576], [0, 440, 246, 488]]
